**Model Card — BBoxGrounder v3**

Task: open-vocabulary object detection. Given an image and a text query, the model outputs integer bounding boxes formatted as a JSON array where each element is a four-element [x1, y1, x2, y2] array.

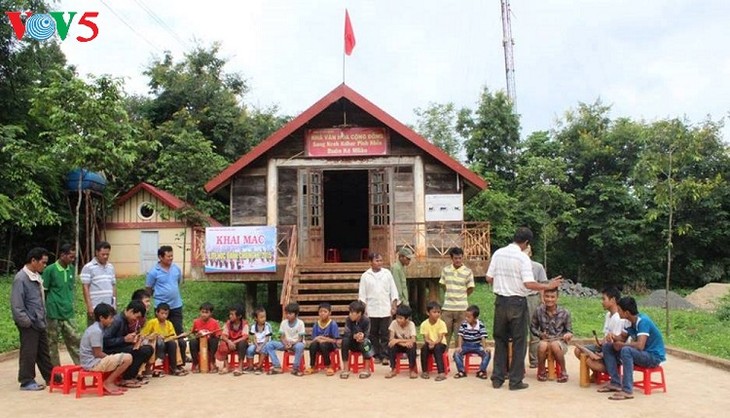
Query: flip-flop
[[19, 381, 45, 391], [340, 371, 350, 379], [103, 388, 124, 396], [233, 370, 243, 377], [119, 380, 142, 388], [476, 371, 489, 380], [454, 371, 467, 379], [609, 392, 634, 401], [597, 385, 621, 393], [358, 372, 371, 379]]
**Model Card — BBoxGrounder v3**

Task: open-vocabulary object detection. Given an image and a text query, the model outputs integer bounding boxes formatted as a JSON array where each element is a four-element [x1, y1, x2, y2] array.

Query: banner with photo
[[204, 226, 277, 273]]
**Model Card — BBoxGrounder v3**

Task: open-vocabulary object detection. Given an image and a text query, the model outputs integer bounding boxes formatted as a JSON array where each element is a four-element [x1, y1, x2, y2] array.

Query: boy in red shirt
[[216, 304, 249, 376], [189, 302, 220, 373]]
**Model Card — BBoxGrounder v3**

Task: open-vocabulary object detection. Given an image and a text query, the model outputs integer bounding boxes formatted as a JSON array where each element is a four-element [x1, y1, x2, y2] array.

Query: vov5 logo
[[5, 11, 99, 42]]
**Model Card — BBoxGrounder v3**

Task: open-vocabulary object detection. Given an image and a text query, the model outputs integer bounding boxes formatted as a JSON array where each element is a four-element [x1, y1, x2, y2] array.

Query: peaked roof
[[116, 182, 222, 226], [204, 83, 487, 193]]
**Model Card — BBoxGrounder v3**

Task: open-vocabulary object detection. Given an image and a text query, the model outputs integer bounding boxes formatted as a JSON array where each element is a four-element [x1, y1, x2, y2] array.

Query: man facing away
[[487, 227, 562, 390], [391, 247, 414, 306]]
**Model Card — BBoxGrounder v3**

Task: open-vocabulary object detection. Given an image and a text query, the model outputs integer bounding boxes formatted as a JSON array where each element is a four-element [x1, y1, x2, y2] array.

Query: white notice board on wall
[[425, 194, 463, 221]]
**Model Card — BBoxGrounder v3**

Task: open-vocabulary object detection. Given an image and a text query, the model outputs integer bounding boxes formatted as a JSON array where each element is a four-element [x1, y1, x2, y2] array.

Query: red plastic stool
[[325, 248, 341, 263], [153, 357, 171, 374], [314, 351, 341, 372], [245, 353, 271, 372], [594, 365, 622, 384], [282, 351, 305, 372], [75, 370, 108, 398], [360, 248, 369, 261], [347, 351, 375, 374], [634, 365, 667, 395], [463, 353, 484, 375], [49, 365, 82, 394], [228, 352, 241, 368], [394, 352, 416, 373], [426, 352, 451, 374]]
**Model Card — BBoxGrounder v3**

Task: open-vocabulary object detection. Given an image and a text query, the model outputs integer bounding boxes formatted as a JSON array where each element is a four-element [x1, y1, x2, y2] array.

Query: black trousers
[[155, 339, 178, 373], [491, 295, 528, 386], [420, 342, 447, 373], [106, 344, 154, 380], [189, 337, 219, 367], [168, 307, 186, 365], [309, 341, 335, 367], [389, 344, 417, 370], [368, 316, 391, 360], [341, 336, 371, 360], [17, 326, 53, 386]]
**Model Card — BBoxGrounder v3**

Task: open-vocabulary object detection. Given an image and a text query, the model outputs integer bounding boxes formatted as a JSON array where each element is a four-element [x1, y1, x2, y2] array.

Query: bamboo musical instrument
[[547, 349, 557, 380], [199, 335, 209, 373], [579, 353, 591, 387]]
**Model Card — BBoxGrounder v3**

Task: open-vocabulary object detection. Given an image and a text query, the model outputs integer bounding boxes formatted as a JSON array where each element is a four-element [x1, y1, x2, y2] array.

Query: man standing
[[600, 296, 666, 401], [81, 241, 117, 326], [10, 247, 54, 391], [358, 252, 399, 365], [439, 247, 475, 346], [43, 243, 81, 366], [391, 247, 414, 306], [524, 244, 548, 369], [487, 227, 561, 390], [145, 245, 186, 369]]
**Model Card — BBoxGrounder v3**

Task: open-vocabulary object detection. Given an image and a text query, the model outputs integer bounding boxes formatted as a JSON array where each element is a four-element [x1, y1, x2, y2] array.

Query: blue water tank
[[65, 169, 107, 192]]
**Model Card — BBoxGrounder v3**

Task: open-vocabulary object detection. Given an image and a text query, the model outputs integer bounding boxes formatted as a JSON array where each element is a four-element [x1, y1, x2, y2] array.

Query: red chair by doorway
[[325, 248, 341, 263]]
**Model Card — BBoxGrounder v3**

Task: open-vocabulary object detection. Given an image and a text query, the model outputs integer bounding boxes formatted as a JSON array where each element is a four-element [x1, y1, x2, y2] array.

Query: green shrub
[[716, 293, 730, 322]]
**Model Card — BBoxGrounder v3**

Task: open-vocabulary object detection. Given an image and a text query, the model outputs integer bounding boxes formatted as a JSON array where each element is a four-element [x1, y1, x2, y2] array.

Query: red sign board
[[305, 127, 389, 157]]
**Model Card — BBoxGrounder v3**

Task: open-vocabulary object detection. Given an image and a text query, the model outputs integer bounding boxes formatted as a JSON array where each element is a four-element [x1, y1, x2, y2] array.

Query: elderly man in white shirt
[[487, 227, 562, 390], [358, 252, 399, 365]]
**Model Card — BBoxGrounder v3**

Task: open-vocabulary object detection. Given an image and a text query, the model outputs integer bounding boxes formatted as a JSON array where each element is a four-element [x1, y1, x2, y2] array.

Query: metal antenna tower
[[500, 0, 516, 103]]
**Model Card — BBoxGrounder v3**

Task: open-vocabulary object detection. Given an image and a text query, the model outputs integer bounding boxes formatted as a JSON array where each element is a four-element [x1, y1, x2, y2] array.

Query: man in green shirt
[[42, 244, 80, 366], [391, 247, 414, 306]]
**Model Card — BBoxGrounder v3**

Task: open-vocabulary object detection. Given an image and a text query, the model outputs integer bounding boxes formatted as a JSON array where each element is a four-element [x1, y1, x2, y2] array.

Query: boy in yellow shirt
[[419, 301, 448, 381], [141, 303, 187, 376]]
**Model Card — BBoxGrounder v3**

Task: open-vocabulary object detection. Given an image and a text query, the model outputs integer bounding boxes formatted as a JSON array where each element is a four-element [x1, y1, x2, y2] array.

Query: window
[[138, 202, 155, 220]]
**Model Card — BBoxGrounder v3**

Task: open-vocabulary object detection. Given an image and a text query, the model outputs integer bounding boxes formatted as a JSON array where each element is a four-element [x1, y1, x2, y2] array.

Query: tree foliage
[[413, 102, 462, 158]]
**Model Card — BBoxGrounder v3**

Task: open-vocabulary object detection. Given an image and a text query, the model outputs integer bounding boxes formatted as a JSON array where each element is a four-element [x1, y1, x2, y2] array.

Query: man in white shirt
[[487, 227, 562, 390], [574, 286, 628, 373], [358, 253, 399, 365]]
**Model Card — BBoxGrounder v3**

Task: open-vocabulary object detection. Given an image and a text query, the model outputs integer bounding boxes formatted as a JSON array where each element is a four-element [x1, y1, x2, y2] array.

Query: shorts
[[90, 353, 127, 372], [583, 344, 600, 353]]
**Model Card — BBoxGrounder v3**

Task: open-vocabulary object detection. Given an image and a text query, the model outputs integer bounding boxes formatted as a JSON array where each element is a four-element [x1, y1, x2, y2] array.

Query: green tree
[[149, 110, 229, 222], [413, 102, 462, 158], [457, 88, 520, 182]]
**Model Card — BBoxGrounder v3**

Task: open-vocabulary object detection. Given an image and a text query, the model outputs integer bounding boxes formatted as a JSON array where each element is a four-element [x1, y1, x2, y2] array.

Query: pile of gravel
[[559, 279, 600, 298], [641, 290, 696, 310]]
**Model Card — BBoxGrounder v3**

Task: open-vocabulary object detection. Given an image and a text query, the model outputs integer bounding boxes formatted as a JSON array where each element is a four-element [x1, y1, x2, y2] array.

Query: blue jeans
[[264, 341, 304, 369], [453, 343, 491, 373], [246, 343, 266, 359], [602, 342, 659, 394]]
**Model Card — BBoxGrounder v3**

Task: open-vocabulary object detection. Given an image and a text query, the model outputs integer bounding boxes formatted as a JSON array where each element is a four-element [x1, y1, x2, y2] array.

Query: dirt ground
[[686, 283, 730, 310], [1, 349, 728, 418]]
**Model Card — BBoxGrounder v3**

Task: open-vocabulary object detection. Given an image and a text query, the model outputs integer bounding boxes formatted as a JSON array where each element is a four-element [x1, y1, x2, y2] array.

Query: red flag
[[344, 9, 356, 55]]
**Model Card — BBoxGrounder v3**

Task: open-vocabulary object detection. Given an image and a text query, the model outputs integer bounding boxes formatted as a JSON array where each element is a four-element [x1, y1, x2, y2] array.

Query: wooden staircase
[[291, 263, 368, 332]]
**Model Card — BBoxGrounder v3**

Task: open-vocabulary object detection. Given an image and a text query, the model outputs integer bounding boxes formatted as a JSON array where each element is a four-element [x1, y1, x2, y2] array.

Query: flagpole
[[343, 50, 346, 84]]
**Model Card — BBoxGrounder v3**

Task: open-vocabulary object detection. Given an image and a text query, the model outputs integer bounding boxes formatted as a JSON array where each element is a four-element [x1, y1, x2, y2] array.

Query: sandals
[[174, 368, 188, 376], [557, 373, 569, 383], [409, 370, 419, 379], [454, 371, 467, 379], [267, 368, 282, 375], [537, 372, 548, 382], [103, 387, 124, 396], [420, 372, 430, 380], [340, 371, 351, 379], [326, 368, 335, 377], [385, 370, 398, 379], [119, 380, 142, 388], [597, 384, 621, 393], [358, 371, 371, 379], [233, 369, 243, 377], [435, 373, 447, 382], [304, 368, 315, 375], [151, 370, 164, 378], [291, 370, 304, 377], [476, 371, 489, 380], [608, 392, 634, 401]]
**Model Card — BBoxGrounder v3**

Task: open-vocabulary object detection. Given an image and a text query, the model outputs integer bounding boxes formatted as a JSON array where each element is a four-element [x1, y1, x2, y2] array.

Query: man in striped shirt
[[439, 247, 475, 346], [81, 241, 117, 326]]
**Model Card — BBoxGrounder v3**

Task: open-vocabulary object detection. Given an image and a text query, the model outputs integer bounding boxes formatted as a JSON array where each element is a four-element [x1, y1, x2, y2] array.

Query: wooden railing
[[392, 221, 491, 261], [279, 224, 298, 311]]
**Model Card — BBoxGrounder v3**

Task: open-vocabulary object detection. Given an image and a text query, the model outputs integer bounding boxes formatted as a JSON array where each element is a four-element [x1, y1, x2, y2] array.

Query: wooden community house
[[198, 84, 491, 324]]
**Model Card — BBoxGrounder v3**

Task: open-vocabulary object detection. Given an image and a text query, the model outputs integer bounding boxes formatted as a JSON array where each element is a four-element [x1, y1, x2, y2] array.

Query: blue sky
[[55, 0, 730, 141]]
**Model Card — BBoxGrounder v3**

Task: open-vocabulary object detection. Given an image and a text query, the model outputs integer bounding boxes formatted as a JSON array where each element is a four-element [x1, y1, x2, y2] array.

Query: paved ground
[[1, 349, 728, 418]]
